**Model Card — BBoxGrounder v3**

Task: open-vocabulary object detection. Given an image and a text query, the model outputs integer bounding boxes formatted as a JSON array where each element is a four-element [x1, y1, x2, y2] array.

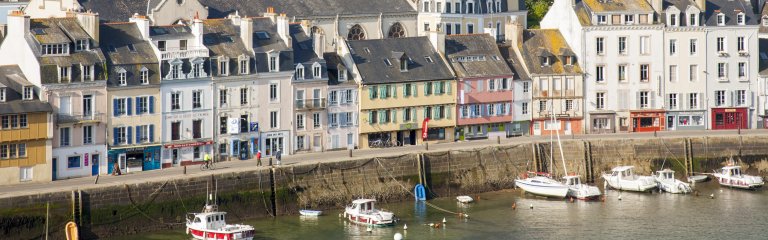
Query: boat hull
[[299, 210, 323, 216], [515, 179, 569, 198], [602, 175, 657, 192], [345, 215, 395, 227], [567, 185, 602, 200], [656, 179, 692, 194], [187, 227, 255, 240], [715, 176, 764, 190]]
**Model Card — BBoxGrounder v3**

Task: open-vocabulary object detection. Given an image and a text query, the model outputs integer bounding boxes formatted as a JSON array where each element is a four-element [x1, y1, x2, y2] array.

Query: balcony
[[295, 98, 327, 110], [57, 113, 105, 124], [160, 47, 209, 60]]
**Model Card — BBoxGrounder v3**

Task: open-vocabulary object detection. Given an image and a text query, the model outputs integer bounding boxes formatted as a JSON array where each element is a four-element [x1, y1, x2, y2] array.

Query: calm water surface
[[128, 181, 768, 239]]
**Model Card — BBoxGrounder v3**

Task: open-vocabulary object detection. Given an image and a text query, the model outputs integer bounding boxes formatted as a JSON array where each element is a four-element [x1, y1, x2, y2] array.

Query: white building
[[416, 0, 527, 41], [324, 53, 359, 150]]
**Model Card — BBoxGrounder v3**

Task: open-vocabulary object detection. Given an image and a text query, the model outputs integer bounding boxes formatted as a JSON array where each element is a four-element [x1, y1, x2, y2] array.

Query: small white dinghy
[[563, 175, 601, 200], [299, 210, 323, 216], [654, 169, 692, 194], [456, 196, 474, 203], [602, 166, 657, 192], [714, 165, 764, 190], [687, 175, 709, 183]]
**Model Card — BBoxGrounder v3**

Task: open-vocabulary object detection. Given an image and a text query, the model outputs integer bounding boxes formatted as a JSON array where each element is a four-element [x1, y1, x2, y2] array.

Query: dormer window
[[58, 66, 70, 83], [140, 67, 149, 84], [23, 86, 33, 100], [0, 88, 5, 102], [82, 65, 92, 81], [541, 57, 550, 66], [117, 68, 127, 86], [75, 39, 88, 51], [268, 52, 279, 72], [312, 62, 322, 79], [669, 14, 678, 26], [467, 1, 474, 14], [239, 56, 249, 75], [338, 67, 347, 81], [400, 57, 408, 72], [157, 41, 166, 51], [717, 13, 725, 26], [624, 14, 634, 24], [689, 13, 698, 26], [597, 15, 607, 24], [218, 57, 229, 76], [295, 64, 305, 80], [737, 12, 745, 25], [763, 16, 768, 26], [42, 43, 69, 55], [564, 56, 574, 65]]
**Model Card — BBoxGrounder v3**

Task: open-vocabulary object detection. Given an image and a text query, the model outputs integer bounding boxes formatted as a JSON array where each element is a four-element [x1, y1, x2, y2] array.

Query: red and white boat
[[343, 199, 396, 227], [714, 165, 764, 190], [186, 204, 255, 240]]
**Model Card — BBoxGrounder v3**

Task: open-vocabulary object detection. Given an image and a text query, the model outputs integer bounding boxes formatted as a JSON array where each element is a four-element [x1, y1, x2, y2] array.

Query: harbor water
[[124, 181, 768, 239]]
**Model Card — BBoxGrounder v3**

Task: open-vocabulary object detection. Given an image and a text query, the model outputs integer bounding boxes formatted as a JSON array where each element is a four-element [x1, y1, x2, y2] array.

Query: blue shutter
[[149, 124, 155, 142], [127, 127, 133, 144], [340, 112, 347, 126], [135, 97, 142, 115], [135, 126, 141, 143], [113, 99, 118, 116], [127, 98, 133, 115], [230, 139, 236, 155], [113, 128, 118, 145], [149, 96, 155, 113]]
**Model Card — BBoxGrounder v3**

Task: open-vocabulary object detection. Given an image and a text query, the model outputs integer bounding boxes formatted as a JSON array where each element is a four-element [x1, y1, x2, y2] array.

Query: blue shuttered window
[[127, 98, 133, 115], [127, 127, 133, 144], [135, 126, 142, 143], [113, 99, 119, 116], [149, 124, 155, 142], [149, 96, 155, 113], [135, 97, 142, 115], [113, 128, 118, 145]]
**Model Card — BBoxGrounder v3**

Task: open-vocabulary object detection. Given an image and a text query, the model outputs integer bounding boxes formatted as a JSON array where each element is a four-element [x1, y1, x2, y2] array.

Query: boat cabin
[[610, 166, 636, 179], [191, 211, 227, 230], [349, 199, 377, 214], [563, 175, 582, 186], [721, 166, 743, 177], [656, 169, 675, 180]]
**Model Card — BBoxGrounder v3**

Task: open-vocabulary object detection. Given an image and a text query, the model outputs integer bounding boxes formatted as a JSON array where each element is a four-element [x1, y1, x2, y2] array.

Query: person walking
[[256, 150, 262, 166], [276, 149, 282, 165]]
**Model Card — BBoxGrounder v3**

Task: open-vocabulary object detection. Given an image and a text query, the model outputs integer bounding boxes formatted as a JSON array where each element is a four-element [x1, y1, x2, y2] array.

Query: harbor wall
[[3, 136, 768, 239]]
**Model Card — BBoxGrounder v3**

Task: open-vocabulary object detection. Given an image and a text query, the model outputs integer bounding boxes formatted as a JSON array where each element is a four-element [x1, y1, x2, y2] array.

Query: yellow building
[[342, 36, 457, 148], [0, 65, 53, 184]]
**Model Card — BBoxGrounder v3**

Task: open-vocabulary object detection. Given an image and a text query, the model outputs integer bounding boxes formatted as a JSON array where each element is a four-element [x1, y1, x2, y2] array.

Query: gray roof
[[0, 65, 53, 114], [498, 43, 530, 81], [324, 52, 353, 85], [289, 23, 321, 64], [251, 17, 288, 53], [100, 22, 158, 65], [704, 0, 758, 26], [347, 37, 454, 85], [445, 34, 514, 78], [520, 29, 582, 75], [30, 18, 90, 44], [149, 25, 194, 40], [660, 0, 700, 25], [760, 38, 768, 76], [203, 18, 250, 58], [760, 1, 768, 33]]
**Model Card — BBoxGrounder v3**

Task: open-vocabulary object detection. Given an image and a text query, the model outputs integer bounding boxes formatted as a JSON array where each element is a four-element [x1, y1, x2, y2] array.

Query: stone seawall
[[3, 136, 768, 239]]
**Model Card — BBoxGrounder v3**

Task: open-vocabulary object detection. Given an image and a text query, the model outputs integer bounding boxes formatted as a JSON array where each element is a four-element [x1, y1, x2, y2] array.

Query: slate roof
[[100, 22, 158, 65], [347, 37, 454, 84], [760, 38, 768, 77], [575, 4, 592, 26], [203, 18, 250, 58], [445, 34, 514, 78], [290, 23, 321, 64], [660, 0, 700, 25], [149, 25, 193, 40], [703, 0, 758, 26], [79, 0, 416, 23], [498, 43, 530, 80], [520, 29, 582, 75], [0, 65, 53, 115], [761, 3, 768, 33], [581, 0, 655, 13], [30, 18, 90, 44], [324, 52, 353, 85], [251, 17, 288, 53]]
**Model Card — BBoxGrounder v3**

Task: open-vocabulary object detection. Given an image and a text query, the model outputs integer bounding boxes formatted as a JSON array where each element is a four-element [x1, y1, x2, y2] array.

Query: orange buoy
[[512, 203, 517, 210]]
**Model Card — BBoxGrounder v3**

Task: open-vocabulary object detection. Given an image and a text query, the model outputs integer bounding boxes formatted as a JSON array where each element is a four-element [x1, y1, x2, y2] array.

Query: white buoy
[[529, 204, 533, 209], [394, 233, 403, 240], [618, 194, 622, 201], [710, 194, 715, 199], [403, 223, 408, 230], [442, 217, 446, 223], [720, 189, 723, 193]]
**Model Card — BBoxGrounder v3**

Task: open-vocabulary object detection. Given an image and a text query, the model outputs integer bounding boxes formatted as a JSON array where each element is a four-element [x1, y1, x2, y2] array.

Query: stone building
[[416, 0, 527, 41]]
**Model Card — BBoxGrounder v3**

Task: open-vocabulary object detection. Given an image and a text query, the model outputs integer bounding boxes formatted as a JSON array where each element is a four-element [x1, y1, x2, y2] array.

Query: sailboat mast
[[552, 102, 568, 175]]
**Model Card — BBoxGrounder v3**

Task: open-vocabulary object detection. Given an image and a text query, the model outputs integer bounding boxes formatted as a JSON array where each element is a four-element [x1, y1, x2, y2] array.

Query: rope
[[258, 169, 274, 217], [124, 182, 185, 226], [374, 158, 463, 217], [172, 180, 189, 214], [326, 158, 375, 171]]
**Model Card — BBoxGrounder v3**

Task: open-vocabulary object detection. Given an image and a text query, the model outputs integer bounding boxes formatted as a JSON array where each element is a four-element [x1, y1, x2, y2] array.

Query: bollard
[[497, 136, 501, 144], [93, 175, 99, 184], [654, 130, 657, 137], [269, 157, 273, 166], [349, 149, 353, 158], [425, 142, 429, 150], [183, 165, 187, 175]]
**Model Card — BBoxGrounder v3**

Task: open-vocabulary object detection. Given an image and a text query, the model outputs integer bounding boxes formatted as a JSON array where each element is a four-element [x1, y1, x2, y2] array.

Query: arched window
[[388, 22, 406, 38], [347, 24, 366, 40]]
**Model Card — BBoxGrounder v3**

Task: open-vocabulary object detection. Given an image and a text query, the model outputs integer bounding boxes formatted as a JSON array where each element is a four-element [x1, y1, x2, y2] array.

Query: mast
[[553, 102, 568, 176]]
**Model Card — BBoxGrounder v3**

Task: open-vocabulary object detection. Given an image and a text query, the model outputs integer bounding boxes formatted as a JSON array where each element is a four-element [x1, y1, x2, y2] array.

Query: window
[[313, 64, 322, 78], [670, 14, 677, 26], [454, 23, 461, 34], [67, 156, 81, 168], [295, 65, 304, 80], [115, 98, 127, 115], [738, 62, 747, 78], [737, 37, 745, 52], [522, 102, 528, 114], [169, 64, 180, 79], [83, 125, 93, 144], [193, 120, 202, 139], [624, 14, 634, 24], [668, 93, 678, 109], [455, 2, 461, 13], [313, 112, 321, 128], [717, 37, 725, 52], [136, 96, 148, 114], [539, 100, 548, 112], [689, 39, 697, 55], [0, 116, 7, 129], [640, 64, 649, 82], [736, 90, 746, 106], [23, 87, 33, 100], [566, 100, 574, 111], [347, 24, 366, 40], [737, 13, 745, 25], [639, 91, 649, 108], [240, 88, 248, 105], [240, 59, 249, 74], [270, 84, 278, 101], [20, 114, 28, 128], [669, 65, 678, 82], [192, 91, 202, 109], [618, 65, 627, 82], [715, 90, 726, 106], [344, 89, 353, 103], [596, 66, 605, 82], [171, 92, 181, 110], [689, 14, 697, 26], [0, 145, 6, 158], [640, 36, 649, 55], [220, 117, 227, 134], [329, 91, 338, 105], [42, 43, 69, 55], [82, 65, 92, 81], [717, 13, 725, 25], [690, 65, 698, 82], [689, 93, 699, 109], [0, 88, 4, 102], [192, 63, 203, 78], [270, 111, 278, 129], [219, 89, 228, 106], [157, 41, 166, 51], [179, 39, 187, 51], [467, 23, 474, 34], [618, 37, 626, 54], [523, 82, 529, 93], [218, 59, 229, 76], [597, 15, 607, 24], [296, 136, 305, 150], [269, 55, 278, 72], [60, 127, 71, 146], [596, 37, 604, 55], [193, 147, 201, 159], [718, 63, 727, 78], [17, 143, 25, 157], [140, 68, 149, 84], [296, 114, 305, 130], [669, 39, 677, 55], [115, 126, 127, 144], [425, 106, 433, 119], [59, 66, 70, 83], [596, 92, 605, 109], [467, 2, 474, 13], [171, 122, 181, 140]]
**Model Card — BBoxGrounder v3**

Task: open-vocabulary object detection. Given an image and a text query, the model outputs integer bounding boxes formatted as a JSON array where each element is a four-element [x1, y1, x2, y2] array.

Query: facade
[[660, 0, 707, 131], [518, 29, 584, 136], [499, 23, 532, 136], [759, 38, 768, 128], [324, 53, 359, 150], [542, 0, 665, 134], [703, 0, 758, 130], [101, 20, 163, 174], [416, 0, 527, 41], [0, 65, 53, 184], [24, 0, 79, 18], [341, 35, 457, 149], [445, 34, 516, 140], [290, 23, 329, 153]]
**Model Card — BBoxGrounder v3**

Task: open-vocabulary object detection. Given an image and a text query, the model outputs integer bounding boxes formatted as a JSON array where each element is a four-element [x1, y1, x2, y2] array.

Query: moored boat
[[456, 195, 474, 203], [515, 172, 570, 198], [654, 169, 692, 194], [687, 175, 709, 183], [602, 166, 657, 192], [343, 199, 396, 227], [714, 165, 764, 190], [563, 175, 601, 200], [299, 209, 323, 216], [65, 221, 78, 240], [186, 204, 255, 240]]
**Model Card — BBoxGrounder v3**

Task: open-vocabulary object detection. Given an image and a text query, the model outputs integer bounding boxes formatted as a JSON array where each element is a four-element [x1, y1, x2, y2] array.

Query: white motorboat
[[343, 199, 396, 227], [186, 204, 255, 240], [654, 169, 692, 194], [714, 165, 764, 190], [299, 209, 323, 216], [563, 175, 601, 200], [602, 166, 657, 192], [515, 172, 569, 198], [456, 195, 474, 203]]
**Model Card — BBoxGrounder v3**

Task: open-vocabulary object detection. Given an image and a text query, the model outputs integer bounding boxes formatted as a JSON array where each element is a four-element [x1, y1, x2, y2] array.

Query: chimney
[[427, 31, 445, 54], [505, 16, 524, 48], [129, 13, 151, 40], [264, 7, 277, 22], [75, 11, 99, 44], [6, 10, 29, 40], [240, 17, 254, 53], [229, 11, 242, 26], [694, 0, 706, 12], [191, 12, 204, 48], [276, 13, 291, 48]]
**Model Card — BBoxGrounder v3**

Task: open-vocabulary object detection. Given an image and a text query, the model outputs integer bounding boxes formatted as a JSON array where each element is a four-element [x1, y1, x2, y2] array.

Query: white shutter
[[635, 91, 641, 109], [751, 91, 755, 107], [651, 91, 656, 109], [729, 90, 735, 107]]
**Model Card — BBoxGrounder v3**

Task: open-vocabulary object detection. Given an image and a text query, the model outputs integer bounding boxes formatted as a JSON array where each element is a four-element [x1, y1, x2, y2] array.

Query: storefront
[[666, 111, 706, 131], [227, 137, 258, 160], [108, 145, 162, 173], [588, 112, 616, 134], [531, 118, 582, 136], [711, 107, 747, 130], [459, 123, 514, 140], [630, 110, 665, 132], [261, 131, 289, 157], [162, 140, 214, 166]]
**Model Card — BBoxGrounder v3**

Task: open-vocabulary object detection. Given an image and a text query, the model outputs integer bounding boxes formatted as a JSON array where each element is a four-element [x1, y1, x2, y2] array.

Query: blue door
[[91, 154, 100, 176], [52, 157, 57, 180]]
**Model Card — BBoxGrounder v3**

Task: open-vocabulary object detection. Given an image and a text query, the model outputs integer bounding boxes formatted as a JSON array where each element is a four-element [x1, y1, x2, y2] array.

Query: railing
[[57, 113, 105, 124], [160, 47, 209, 60], [295, 98, 327, 110]]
